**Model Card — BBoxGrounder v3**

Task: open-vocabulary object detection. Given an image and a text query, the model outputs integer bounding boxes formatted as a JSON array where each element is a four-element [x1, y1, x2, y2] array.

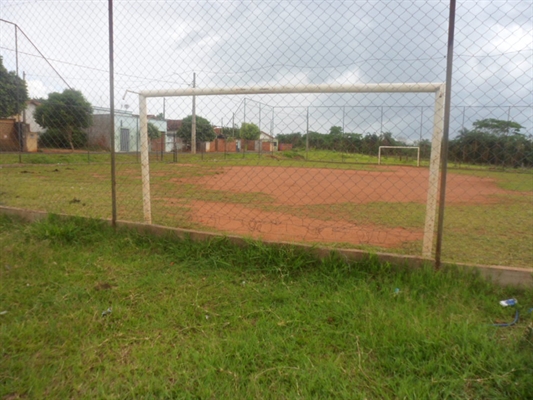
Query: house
[[86, 107, 167, 152], [22, 100, 46, 136], [0, 100, 42, 152], [248, 131, 278, 152], [165, 119, 184, 152]]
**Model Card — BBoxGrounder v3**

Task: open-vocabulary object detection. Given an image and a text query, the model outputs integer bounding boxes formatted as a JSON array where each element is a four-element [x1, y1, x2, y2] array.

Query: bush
[[38, 128, 88, 149]]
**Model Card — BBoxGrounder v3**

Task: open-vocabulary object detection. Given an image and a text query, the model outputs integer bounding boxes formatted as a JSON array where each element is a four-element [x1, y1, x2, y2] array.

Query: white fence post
[[139, 94, 152, 224]]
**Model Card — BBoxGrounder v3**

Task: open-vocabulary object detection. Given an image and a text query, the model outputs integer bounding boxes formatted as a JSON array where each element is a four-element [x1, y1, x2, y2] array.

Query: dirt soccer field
[[165, 165, 513, 248]]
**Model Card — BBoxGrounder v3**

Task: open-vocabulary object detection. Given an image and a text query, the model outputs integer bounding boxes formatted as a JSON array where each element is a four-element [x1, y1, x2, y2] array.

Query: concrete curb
[[1, 206, 531, 288]]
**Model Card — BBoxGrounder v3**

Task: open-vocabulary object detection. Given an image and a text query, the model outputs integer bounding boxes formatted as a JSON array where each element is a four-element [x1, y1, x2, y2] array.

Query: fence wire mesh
[[0, 1, 531, 268]]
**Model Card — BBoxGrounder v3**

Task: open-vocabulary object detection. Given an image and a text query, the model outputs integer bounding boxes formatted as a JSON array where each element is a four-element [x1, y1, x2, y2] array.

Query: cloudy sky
[[0, 0, 531, 139]]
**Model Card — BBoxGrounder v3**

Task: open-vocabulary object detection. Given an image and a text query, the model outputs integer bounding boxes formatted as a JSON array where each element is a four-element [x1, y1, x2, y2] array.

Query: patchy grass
[[0, 215, 532, 399], [273, 202, 427, 229], [442, 195, 533, 267], [448, 167, 533, 192], [260, 196, 533, 268], [1, 155, 532, 268]]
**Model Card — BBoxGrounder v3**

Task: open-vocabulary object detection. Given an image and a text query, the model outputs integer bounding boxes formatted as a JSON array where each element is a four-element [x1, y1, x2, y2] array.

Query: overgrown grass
[[0, 215, 532, 398]]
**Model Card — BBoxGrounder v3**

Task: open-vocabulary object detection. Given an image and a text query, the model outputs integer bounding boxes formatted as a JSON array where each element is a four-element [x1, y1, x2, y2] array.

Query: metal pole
[[434, 0, 457, 269], [419, 106, 424, 143], [259, 104, 261, 132], [108, 0, 117, 226], [380, 106, 384, 133], [173, 133, 177, 163], [461, 106, 466, 131], [243, 99, 247, 123], [15, 26, 22, 163], [507, 106, 511, 130], [191, 72, 196, 154], [136, 117, 140, 163], [222, 118, 226, 159], [306, 107, 309, 160], [271, 109, 274, 136], [342, 106, 345, 133], [232, 112, 236, 154], [342, 106, 345, 162], [22, 71, 26, 126]]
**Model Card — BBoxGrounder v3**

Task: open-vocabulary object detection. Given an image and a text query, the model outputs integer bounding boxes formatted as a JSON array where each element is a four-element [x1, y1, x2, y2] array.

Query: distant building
[[86, 107, 167, 152], [166, 119, 184, 152], [22, 100, 46, 135]]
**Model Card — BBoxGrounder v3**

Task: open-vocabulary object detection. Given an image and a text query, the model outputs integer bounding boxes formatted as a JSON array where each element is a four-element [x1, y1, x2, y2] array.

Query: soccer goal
[[378, 146, 421, 167], [136, 82, 445, 258]]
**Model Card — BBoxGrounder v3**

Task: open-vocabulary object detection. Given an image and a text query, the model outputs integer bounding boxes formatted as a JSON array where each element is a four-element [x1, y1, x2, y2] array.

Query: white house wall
[[20, 103, 46, 134]]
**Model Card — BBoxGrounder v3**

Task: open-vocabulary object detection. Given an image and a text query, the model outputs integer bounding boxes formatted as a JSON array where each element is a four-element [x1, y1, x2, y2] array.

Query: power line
[[0, 18, 71, 89]]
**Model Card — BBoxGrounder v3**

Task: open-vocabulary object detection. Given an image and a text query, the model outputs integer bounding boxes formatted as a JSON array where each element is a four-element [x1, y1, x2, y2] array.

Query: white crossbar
[[139, 83, 442, 98]]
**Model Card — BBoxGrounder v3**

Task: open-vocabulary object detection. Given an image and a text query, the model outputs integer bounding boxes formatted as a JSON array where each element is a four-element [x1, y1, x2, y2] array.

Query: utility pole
[[306, 107, 309, 160], [22, 71, 26, 125], [191, 72, 196, 154]]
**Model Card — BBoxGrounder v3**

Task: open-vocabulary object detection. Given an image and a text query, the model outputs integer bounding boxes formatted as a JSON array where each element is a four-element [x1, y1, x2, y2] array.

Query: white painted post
[[422, 84, 445, 257], [139, 94, 152, 224]]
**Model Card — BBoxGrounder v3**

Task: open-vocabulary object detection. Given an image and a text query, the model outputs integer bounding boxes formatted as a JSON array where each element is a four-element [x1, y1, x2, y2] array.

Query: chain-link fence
[[0, 1, 531, 268]]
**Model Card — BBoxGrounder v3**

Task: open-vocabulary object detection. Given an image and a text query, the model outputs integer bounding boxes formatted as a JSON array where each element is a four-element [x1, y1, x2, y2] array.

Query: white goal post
[[378, 146, 420, 167], [136, 82, 445, 258]]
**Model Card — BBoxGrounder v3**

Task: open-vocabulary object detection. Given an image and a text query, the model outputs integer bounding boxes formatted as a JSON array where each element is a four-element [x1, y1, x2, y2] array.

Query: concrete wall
[[279, 143, 293, 151], [86, 115, 112, 150], [0, 119, 18, 151]]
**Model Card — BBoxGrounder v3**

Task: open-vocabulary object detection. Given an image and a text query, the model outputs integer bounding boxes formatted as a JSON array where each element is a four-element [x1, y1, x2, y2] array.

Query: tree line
[[448, 119, 532, 167], [276, 126, 417, 156], [276, 119, 532, 168]]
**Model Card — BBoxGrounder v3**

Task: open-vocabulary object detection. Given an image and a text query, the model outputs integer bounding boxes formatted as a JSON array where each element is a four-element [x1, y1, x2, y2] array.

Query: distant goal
[[378, 146, 420, 167]]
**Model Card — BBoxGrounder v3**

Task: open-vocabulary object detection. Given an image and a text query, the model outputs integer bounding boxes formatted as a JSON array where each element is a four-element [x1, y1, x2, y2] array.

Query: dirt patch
[[176, 165, 514, 248], [191, 166, 510, 206], [190, 200, 422, 248]]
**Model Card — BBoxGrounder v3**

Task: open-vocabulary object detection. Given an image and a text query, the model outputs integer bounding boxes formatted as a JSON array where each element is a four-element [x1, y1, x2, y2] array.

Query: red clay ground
[[184, 165, 510, 248]]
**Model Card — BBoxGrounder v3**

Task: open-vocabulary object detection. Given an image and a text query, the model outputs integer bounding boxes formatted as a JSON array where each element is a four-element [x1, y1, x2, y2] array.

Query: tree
[[471, 118, 523, 137], [148, 122, 161, 140], [240, 122, 260, 140], [329, 126, 343, 136], [448, 118, 531, 167], [34, 89, 92, 150], [176, 115, 215, 144], [0, 56, 29, 118], [220, 126, 239, 139]]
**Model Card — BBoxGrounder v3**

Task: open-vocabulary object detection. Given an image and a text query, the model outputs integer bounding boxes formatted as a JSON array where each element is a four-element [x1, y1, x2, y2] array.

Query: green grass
[[264, 197, 533, 267], [448, 168, 533, 192], [1, 152, 532, 268], [0, 215, 532, 398]]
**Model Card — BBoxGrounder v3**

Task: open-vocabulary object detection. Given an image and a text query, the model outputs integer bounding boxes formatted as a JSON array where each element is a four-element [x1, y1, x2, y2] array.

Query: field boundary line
[[1, 205, 530, 288]]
